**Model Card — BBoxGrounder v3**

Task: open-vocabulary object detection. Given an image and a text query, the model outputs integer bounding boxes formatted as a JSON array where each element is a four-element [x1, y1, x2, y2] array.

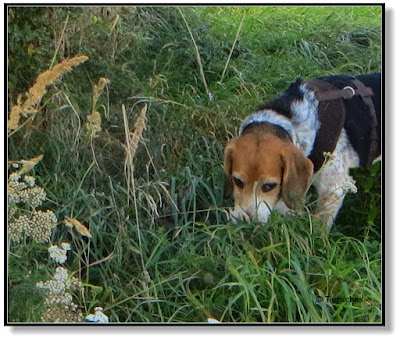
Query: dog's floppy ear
[[281, 145, 313, 210], [223, 141, 235, 199]]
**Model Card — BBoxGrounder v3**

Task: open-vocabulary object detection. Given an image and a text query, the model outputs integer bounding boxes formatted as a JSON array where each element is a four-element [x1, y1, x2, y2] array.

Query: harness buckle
[[343, 86, 356, 97]]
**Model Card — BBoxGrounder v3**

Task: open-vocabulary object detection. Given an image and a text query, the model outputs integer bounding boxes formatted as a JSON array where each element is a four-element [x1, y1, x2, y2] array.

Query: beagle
[[224, 73, 381, 229]]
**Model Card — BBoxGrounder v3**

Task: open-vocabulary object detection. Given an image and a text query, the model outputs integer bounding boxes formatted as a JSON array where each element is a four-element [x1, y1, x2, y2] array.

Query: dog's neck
[[240, 121, 293, 143], [239, 110, 298, 146]]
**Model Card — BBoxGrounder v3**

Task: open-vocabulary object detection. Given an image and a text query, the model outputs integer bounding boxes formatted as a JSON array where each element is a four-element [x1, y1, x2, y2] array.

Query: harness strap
[[313, 82, 374, 101], [306, 79, 347, 172], [350, 79, 379, 167], [306, 77, 378, 172]]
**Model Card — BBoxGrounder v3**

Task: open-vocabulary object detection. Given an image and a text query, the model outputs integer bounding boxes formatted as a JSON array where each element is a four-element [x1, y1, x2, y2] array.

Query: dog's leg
[[313, 169, 357, 229], [314, 187, 347, 229]]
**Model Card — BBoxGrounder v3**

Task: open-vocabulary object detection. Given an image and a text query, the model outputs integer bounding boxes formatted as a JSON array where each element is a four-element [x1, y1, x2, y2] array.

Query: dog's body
[[224, 73, 381, 229]]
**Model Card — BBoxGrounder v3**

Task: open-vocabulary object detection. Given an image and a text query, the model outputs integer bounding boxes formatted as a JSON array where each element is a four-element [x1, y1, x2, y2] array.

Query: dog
[[224, 73, 381, 229]]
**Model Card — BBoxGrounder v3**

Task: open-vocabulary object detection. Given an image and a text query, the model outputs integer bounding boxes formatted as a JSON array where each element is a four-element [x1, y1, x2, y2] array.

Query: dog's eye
[[262, 182, 277, 193], [233, 177, 244, 189]]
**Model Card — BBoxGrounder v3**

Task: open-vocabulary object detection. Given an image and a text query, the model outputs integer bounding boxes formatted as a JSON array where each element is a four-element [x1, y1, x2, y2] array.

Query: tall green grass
[[8, 5, 381, 323]]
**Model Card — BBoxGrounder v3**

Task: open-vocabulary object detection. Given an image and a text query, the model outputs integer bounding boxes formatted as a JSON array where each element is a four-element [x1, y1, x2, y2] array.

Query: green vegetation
[[7, 6, 381, 323]]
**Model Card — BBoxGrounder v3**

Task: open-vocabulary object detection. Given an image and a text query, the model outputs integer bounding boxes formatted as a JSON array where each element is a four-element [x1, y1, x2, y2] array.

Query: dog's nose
[[242, 207, 255, 219]]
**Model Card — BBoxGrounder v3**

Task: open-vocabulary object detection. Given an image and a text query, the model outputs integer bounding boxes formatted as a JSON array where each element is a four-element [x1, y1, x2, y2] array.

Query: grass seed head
[[64, 217, 92, 238], [86, 77, 110, 136], [8, 55, 88, 131], [126, 103, 147, 161]]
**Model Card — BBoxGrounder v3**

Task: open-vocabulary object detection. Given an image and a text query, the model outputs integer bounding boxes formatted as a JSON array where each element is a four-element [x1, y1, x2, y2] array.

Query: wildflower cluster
[[37, 243, 109, 323], [36, 265, 84, 323], [9, 210, 57, 243], [8, 162, 57, 243], [8, 172, 46, 213]]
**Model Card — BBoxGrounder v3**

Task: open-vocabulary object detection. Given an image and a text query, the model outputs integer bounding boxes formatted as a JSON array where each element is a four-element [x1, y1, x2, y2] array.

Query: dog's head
[[224, 125, 313, 223]]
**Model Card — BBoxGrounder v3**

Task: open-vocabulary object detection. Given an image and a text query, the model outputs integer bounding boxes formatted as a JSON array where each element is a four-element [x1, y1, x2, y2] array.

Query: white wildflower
[[342, 175, 357, 194], [9, 210, 57, 243], [24, 175, 36, 187], [38, 280, 65, 295], [36, 251, 84, 323], [8, 168, 55, 243], [86, 307, 109, 323], [54, 267, 69, 282], [207, 317, 221, 323], [61, 242, 71, 251], [8, 172, 21, 183], [48, 243, 71, 264]]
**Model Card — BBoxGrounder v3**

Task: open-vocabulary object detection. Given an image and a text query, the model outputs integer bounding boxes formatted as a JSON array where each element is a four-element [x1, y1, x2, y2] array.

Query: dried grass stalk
[[92, 77, 110, 111], [220, 10, 247, 83], [126, 103, 147, 160], [178, 8, 213, 101], [86, 110, 102, 135], [122, 104, 148, 273], [17, 154, 44, 175], [8, 55, 89, 131], [86, 77, 110, 135], [122, 104, 147, 205]]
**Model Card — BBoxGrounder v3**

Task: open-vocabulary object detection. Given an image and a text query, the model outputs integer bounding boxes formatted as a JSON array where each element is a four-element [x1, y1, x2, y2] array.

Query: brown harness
[[306, 78, 378, 172]]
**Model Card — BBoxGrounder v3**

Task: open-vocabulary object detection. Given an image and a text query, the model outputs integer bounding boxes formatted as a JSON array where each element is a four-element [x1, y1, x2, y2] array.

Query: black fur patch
[[241, 122, 292, 142], [257, 78, 305, 119]]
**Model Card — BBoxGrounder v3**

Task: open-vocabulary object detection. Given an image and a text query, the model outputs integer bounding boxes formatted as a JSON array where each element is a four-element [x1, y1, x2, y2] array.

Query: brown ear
[[281, 145, 314, 210], [223, 141, 235, 199]]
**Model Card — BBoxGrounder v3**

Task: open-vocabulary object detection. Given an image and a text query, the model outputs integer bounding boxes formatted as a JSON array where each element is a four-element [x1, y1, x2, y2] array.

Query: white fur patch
[[314, 129, 360, 196], [290, 84, 320, 156], [312, 129, 360, 229]]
